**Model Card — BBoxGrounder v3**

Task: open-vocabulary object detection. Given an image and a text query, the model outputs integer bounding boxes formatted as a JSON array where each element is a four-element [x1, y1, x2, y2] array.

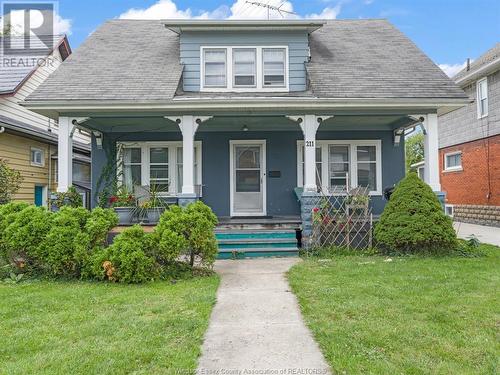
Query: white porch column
[[57, 117, 73, 192], [423, 113, 441, 191], [302, 115, 320, 192], [167, 115, 211, 196]]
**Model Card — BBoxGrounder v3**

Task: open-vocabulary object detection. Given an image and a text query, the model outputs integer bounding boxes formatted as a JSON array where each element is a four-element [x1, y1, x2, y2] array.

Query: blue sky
[[14, 0, 500, 76]]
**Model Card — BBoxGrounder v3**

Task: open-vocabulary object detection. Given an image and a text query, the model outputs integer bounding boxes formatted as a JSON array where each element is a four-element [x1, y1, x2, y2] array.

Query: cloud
[[119, 0, 341, 20], [438, 61, 468, 78], [364, 0, 374, 4], [306, 4, 342, 19], [1, 9, 71, 35]]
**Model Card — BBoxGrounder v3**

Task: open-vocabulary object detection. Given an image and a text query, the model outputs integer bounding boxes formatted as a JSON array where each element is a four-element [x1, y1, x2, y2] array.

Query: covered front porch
[[54, 111, 442, 222]]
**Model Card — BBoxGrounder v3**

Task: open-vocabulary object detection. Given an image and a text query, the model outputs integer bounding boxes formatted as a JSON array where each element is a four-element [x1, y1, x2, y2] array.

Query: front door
[[34, 185, 44, 206], [230, 141, 266, 216]]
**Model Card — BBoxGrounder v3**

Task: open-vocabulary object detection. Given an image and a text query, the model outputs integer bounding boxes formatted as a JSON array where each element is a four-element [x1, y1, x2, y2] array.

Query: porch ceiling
[[82, 114, 412, 133]]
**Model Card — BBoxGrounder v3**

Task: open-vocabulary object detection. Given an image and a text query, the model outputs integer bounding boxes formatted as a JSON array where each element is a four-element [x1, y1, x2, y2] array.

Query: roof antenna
[[466, 58, 470, 71], [244, 1, 297, 19]]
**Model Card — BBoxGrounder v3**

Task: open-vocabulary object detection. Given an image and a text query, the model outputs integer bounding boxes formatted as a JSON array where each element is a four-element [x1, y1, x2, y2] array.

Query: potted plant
[[135, 184, 168, 224], [109, 186, 136, 225]]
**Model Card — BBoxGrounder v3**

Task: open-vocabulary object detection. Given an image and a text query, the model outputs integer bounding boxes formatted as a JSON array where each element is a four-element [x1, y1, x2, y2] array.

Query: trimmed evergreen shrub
[[91, 225, 157, 283], [3, 206, 53, 270], [155, 201, 218, 267], [374, 173, 458, 254]]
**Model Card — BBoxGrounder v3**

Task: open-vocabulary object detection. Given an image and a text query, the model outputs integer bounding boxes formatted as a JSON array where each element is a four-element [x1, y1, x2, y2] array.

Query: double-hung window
[[444, 151, 462, 171], [203, 49, 227, 88], [149, 147, 169, 191], [201, 46, 288, 91], [119, 142, 202, 195], [262, 48, 286, 87], [233, 48, 256, 87], [122, 147, 142, 188], [297, 140, 382, 195], [328, 145, 350, 190], [30, 147, 44, 167], [477, 78, 488, 118]]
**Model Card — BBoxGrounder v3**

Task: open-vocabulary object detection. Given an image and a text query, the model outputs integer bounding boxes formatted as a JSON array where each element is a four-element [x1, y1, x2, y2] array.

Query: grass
[[288, 244, 500, 374], [0, 276, 219, 374]]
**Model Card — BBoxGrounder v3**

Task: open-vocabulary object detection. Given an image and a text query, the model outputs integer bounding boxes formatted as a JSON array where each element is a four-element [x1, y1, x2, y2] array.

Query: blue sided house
[[23, 19, 468, 256]]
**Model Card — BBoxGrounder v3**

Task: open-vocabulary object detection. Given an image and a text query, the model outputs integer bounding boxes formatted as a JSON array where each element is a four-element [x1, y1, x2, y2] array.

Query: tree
[[0, 159, 22, 204], [405, 132, 424, 172], [374, 173, 457, 254]]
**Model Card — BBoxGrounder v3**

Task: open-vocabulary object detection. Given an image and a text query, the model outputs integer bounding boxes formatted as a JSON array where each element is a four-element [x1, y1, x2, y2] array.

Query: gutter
[[455, 58, 500, 86]]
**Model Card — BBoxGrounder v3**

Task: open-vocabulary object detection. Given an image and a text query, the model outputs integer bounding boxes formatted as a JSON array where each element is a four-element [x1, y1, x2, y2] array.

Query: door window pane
[[237, 147, 260, 168], [204, 49, 226, 87], [263, 48, 285, 87], [236, 170, 260, 192], [233, 48, 256, 87], [357, 145, 377, 191]]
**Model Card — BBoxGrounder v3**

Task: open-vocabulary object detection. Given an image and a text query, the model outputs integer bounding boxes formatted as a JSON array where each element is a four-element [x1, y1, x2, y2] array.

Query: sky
[[3, 0, 500, 77]]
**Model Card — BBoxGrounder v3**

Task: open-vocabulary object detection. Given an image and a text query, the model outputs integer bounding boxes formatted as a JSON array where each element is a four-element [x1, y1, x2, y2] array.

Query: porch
[[55, 111, 442, 249]]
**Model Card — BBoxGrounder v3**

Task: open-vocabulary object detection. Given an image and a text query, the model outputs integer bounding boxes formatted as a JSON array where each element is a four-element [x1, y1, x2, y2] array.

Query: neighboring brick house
[[439, 43, 500, 227]]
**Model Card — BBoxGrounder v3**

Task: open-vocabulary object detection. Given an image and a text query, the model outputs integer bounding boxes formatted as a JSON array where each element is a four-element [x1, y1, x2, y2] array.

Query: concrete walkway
[[197, 258, 330, 373], [454, 222, 500, 246]]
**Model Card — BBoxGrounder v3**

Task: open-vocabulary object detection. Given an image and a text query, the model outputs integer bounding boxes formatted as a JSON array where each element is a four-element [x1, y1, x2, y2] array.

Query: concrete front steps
[[215, 228, 300, 259]]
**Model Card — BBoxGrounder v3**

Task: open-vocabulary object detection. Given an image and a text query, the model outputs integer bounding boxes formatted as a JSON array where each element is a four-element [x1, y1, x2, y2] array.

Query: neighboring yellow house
[[0, 35, 91, 207]]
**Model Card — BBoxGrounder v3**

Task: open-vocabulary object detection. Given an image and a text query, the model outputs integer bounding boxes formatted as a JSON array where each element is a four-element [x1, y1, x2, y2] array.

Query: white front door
[[230, 140, 266, 216]]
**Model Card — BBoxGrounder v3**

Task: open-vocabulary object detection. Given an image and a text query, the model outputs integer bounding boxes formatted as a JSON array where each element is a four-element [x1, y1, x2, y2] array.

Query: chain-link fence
[[309, 186, 373, 249]]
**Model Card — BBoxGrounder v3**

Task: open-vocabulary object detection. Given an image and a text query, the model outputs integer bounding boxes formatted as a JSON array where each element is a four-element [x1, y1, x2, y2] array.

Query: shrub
[[374, 173, 458, 254], [155, 201, 218, 267], [91, 226, 157, 283], [38, 207, 89, 276], [3, 206, 52, 271], [0, 202, 30, 255], [0, 159, 22, 204], [51, 186, 83, 208]]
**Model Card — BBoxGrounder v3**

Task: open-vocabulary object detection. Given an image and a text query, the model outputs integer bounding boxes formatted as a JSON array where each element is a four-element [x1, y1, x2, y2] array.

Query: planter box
[[114, 207, 134, 225], [145, 208, 165, 224]]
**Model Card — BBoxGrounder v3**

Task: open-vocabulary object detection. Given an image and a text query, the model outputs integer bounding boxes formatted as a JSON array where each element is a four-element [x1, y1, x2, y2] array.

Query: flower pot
[[114, 207, 134, 225], [146, 207, 165, 223]]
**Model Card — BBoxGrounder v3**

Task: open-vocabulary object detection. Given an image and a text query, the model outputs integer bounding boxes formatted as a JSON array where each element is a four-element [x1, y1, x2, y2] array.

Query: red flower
[[312, 207, 320, 213], [109, 196, 118, 203]]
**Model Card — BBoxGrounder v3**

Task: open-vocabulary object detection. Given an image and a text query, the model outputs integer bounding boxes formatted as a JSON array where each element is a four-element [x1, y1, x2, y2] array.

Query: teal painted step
[[215, 229, 299, 258], [217, 250, 298, 259], [215, 231, 296, 240], [219, 242, 297, 249]]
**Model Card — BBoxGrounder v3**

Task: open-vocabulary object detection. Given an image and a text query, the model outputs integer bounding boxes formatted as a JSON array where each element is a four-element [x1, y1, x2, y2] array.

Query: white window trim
[[117, 141, 202, 196], [297, 140, 383, 195], [445, 204, 454, 217], [476, 77, 488, 119], [232, 48, 257, 88], [443, 151, 463, 172], [200, 45, 289, 92], [30, 147, 45, 167]]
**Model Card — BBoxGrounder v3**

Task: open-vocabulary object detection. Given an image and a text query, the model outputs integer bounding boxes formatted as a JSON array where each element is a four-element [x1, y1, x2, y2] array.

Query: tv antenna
[[244, 1, 297, 19]]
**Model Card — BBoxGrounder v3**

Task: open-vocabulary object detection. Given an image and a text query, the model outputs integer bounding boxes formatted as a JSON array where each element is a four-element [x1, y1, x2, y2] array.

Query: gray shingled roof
[[453, 42, 500, 81], [0, 35, 66, 94], [27, 20, 182, 102], [26, 19, 466, 102], [307, 20, 466, 99]]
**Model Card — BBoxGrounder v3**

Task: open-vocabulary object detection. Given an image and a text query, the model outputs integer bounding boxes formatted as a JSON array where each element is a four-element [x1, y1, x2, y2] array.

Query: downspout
[[47, 143, 51, 208]]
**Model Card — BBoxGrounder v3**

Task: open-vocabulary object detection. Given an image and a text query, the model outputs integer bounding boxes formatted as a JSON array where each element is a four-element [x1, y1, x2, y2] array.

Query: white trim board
[[229, 140, 267, 217]]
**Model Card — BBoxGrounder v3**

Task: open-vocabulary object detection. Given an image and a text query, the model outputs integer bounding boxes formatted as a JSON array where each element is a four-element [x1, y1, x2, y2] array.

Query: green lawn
[[0, 276, 219, 374], [288, 245, 500, 375]]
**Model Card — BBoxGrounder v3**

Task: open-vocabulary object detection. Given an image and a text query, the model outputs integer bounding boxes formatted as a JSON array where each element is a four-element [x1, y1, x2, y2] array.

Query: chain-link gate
[[308, 183, 373, 249]]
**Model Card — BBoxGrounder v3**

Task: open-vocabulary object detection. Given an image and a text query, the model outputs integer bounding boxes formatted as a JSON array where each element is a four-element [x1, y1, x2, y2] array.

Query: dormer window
[[200, 46, 288, 92], [203, 49, 227, 88], [263, 48, 286, 87], [233, 48, 256, 87]]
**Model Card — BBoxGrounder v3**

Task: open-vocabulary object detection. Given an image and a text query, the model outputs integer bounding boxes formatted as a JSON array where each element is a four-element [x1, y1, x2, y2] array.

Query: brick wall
[[440, 134, 500, 206]]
